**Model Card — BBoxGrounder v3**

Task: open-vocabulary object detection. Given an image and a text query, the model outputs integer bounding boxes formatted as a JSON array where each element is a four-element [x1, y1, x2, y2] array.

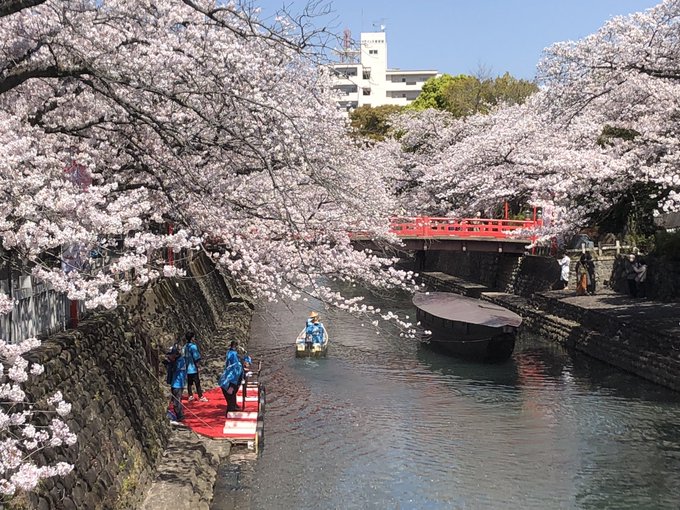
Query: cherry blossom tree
[[0, 0, 417, 497], [0, 0, 415, 310], [0, 337, 76, 497], [385, 0, 679, 240]]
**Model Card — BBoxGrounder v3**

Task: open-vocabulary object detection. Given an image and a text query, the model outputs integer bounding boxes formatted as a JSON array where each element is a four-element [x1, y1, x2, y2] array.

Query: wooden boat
[[295, 326, 329, 358], [413, 292, 522, 362]]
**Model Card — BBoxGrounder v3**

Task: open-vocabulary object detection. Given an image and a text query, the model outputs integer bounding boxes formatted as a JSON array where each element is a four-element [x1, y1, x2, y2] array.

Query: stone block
[[36, 497, 52, 510]]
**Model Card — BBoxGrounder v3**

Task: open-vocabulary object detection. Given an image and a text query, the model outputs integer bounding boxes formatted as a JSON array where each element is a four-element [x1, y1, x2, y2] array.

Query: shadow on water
[[417, 341, 521, 388]]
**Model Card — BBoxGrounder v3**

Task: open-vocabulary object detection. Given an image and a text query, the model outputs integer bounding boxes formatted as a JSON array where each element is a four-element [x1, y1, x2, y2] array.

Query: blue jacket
[[171, 355, 187, 389], [305, 318, 314, 341], [306, 321, 325, 344], [184, 342, 201, 375], [220, 348, 242, 388]]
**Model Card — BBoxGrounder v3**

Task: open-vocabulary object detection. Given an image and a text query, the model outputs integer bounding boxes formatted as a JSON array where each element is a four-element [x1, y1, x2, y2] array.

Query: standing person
[[575, 252, 597, 295], [624, 254, 638, 297], [184, 331, 208, 403], [556, 251, 571, 290], [634, 256, 648, 298], [584, 252, 597, 295], [163, 339, 181, 419], [575, 253, 589, 296], [170, 345, 187, 424], [219, 341, 243, 416]]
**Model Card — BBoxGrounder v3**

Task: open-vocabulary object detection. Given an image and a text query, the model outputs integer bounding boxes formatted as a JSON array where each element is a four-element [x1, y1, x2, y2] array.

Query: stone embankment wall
[[527, 293, 680, 391], [12, 253, 251, 510], [418, 248, 680, 306]]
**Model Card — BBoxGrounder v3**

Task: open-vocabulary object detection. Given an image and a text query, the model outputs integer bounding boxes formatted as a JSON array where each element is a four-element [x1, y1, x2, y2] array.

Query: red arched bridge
[[354, 216, 544, 254]]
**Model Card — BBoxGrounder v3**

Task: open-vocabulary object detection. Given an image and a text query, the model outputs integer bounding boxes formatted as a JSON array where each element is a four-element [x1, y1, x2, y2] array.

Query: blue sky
[[254, 0, 662, 79]]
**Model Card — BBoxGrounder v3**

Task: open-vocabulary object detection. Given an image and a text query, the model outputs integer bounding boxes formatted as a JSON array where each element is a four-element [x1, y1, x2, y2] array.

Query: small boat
[[413, 292, 522, 362], [295, 327, 329, 358]]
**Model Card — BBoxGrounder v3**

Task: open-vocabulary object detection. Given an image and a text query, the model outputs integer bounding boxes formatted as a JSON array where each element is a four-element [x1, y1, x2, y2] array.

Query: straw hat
[[309, 311, 319, 319]]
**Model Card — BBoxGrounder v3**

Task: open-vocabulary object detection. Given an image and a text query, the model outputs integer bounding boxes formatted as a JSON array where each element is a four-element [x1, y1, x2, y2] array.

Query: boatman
[[219, 341, 243, 416], [306, 311, 326, 345]]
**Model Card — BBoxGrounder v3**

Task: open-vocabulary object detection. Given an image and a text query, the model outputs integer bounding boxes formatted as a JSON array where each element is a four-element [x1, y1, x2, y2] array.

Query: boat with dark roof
[[413, 292, 522, 362]]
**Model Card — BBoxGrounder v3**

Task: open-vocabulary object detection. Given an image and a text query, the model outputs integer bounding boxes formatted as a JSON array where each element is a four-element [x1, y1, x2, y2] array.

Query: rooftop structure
[[330, 30, 438, 111]]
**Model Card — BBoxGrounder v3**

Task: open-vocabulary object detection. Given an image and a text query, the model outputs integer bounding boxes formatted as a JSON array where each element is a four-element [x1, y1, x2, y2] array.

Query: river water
[[212, 292, 680, 510]]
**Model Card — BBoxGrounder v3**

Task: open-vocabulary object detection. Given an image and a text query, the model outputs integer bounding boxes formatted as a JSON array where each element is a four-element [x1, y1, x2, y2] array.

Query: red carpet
[[178, 386, 259, 440]]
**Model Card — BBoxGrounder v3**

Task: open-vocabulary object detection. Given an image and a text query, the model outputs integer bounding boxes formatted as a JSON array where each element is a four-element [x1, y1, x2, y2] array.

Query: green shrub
[[653, 231, 680, 260]]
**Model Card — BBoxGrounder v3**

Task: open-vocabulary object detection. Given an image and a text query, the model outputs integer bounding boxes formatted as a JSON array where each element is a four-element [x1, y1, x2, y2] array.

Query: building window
[[407, 81, 416, 85], [401, 77, 406, 82], [369, 49, 378, 55], [362, 69, 371, 80], [335, 66, 357, 77], [362, 88, 371, 96]]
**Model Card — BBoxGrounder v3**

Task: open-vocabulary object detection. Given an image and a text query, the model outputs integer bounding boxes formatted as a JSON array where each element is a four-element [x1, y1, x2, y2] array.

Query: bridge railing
[[389, 217, 543, 239]]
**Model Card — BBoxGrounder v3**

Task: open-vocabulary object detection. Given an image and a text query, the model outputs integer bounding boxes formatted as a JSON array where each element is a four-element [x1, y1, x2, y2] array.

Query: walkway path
[[140, 427, 231, 510], [544, 289, 680, 337]]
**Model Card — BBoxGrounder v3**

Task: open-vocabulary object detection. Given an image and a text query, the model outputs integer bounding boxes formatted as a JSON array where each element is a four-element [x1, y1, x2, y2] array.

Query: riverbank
[[140, 302, 252, 510], [421, 271, 680, 391], [8, 253, 253, 510]]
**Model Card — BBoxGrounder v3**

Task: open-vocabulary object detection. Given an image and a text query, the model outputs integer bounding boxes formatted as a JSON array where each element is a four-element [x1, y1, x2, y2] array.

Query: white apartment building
[[331, 31, 438, 111]]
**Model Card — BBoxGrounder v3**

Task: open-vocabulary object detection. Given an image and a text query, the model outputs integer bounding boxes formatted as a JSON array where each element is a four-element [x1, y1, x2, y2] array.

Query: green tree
[[489, 72, 539, 108], [407, 74, 467, 111], [408, 72, 538, 117], [348, 104, 403, 141]]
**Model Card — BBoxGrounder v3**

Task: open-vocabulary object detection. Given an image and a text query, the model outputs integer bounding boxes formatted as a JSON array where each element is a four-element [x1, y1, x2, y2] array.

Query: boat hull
[[428, 331, 515, 362], [417, 308, 516, 362], [295, 326, 329, 358], [295, 342, 328, 358]]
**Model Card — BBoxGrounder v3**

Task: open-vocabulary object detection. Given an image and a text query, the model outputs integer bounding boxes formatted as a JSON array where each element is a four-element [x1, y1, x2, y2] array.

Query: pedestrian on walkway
[[575, 252, 596, 295], [555, 251, 571, 290], [634, 256, 648, 298], [625, 254, 638, 297], [219, 341, 243, 416], [184, 331, 208, 403], [163, 339, 182, 420], [170, 345, 187, 423]]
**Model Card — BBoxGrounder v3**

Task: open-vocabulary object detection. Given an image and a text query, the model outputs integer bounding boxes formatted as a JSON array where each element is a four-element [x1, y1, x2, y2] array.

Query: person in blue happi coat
[[184, 331, 208, 402], [170, 347, 187, 423], [306, 311, 326, 345], [219, 340, 243, 416]]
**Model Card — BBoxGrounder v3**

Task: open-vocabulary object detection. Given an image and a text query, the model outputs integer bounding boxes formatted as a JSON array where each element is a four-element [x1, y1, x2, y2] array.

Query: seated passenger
[[307, 311, 326, 345]]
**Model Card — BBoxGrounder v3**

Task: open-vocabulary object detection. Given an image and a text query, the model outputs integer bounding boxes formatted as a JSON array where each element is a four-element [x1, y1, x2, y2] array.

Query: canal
[[212, 292, 680, 510]]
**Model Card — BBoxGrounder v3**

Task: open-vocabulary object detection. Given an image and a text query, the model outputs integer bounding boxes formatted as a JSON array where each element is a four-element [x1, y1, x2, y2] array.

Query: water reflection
[[211, 298, 680, 510]]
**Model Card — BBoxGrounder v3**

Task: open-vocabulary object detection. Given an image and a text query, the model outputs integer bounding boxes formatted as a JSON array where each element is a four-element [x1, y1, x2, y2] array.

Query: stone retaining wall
[[435, 249, 680, 302], [419, 251, 502, 289], [11, 253, 251, 510]]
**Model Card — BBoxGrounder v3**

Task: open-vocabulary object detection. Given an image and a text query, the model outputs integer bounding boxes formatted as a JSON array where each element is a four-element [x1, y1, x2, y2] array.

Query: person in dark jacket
[[624, 254, 638, 297], [575, 252, 597, 295], [634, 256, 648, 298]]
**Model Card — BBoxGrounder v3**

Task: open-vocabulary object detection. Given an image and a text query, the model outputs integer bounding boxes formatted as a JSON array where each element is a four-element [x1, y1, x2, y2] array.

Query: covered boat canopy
[[413, 292, 522, 329]]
